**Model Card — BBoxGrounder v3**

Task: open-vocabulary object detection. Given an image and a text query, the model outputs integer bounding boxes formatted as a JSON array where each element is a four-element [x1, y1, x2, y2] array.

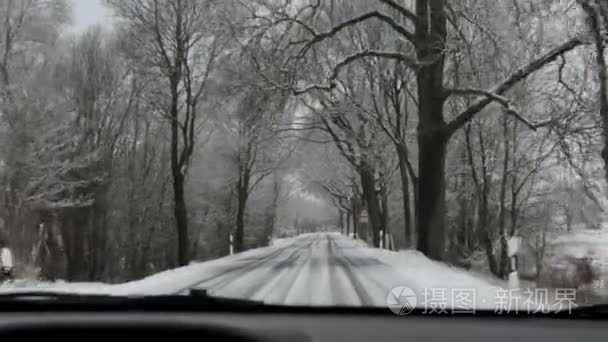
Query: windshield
[[0, 0, 606, 315]]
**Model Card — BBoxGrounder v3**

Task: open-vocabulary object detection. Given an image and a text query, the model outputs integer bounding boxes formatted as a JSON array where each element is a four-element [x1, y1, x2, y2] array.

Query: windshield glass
[[0, 0, 606, 315]]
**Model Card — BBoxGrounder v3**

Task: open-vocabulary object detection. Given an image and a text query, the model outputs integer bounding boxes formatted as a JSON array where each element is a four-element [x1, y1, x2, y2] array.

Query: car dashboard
[[0, 308, 606, 342]]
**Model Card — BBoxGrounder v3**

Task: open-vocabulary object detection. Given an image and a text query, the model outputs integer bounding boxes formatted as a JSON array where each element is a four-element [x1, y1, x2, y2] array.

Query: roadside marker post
[[359, 209, 368, 223], [229, 234, 234, 255], [507, 236, 521, 289], [379, 230, 384, 249]]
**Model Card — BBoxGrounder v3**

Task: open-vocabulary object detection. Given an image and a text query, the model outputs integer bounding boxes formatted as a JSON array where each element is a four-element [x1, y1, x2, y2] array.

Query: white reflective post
[[229, 234, 234, 256], [507, 236, 521, 289], [379, 230, 384, 249]]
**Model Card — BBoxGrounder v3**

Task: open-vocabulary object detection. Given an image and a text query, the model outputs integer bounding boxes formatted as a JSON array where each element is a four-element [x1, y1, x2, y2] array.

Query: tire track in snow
[[224, 238, 315, 300], [173, 235, 315, 294], [332, 237, 414, 306], [248, 236, 321, 304], [281, 236, 320, 305], [327, 235, 375, 306], [326, 234, 364, 305]]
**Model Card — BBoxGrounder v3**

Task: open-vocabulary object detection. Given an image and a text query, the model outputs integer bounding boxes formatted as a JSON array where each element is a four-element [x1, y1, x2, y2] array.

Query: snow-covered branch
[[296, 10, 415, 59], [446, 36, 588, 135], [445, 87, 554, 131], [293, 50, 420, 95], [329, 50, 420, 80], [503, 108, 554, 131], [444, 87, 511, 106]]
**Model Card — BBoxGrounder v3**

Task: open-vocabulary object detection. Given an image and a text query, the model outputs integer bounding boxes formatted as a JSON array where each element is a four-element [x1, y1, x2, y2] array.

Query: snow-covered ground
[[0, 279, 112, 294], [0, 233, 557, 311], [551, 229, 608, 257], [548, 229, 608, 298]]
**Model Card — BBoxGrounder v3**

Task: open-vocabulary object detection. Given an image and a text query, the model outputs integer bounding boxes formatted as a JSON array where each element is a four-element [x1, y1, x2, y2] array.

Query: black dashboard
[[0, 310, 606, 341]]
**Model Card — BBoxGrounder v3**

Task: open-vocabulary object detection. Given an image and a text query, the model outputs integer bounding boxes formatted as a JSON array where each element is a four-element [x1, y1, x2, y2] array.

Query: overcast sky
[[69, 0, 112, 32]]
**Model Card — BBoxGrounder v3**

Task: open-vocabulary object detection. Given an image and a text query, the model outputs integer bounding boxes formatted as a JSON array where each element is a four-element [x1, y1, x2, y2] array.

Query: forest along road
[[189, 233, 411, 306]]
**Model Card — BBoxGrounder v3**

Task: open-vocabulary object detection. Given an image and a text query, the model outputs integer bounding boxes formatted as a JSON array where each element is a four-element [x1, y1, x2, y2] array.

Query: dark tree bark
[[62, 209, 89, 281], [397, 147, 413, 247], [580, 1, 608, 184], [263, 172, 282, 244], [413, 0, 448, 260], [496, 116, 511, 278], [172, 171, 189, 266], [169, 44, 189, 266], [359, 166, 383, 247], [346, 208, 351, 235], [381, 181, 389, 240], [234, 171, 250, 253], [351, 196, 359, 239], [416, 131, 448, 259], [465, 122, 497, 274]]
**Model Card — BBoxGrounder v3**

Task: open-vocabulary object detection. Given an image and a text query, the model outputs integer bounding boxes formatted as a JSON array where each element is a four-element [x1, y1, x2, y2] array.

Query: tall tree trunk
[[381, 186, 389, 239], [171, 166, 189, 266], [346, 210, 351, 236], [480, 195, 498, 275], [235, 195, 246, 253], [359, 166, 382, 247], [578, 1, 608, 182], [414, 0, 448, 260], [169, 1, 189, 267], [351, 196, 358, 239], [63, 209, 89, 281], [416, 132, 448, 260], [496, 116, 510, 278], [234, 171, 250, 253], [398, 148, 412, 247], [263, 173, 281, 244]]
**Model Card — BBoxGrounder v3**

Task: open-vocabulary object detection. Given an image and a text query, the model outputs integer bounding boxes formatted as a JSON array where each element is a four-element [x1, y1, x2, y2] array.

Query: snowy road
[[1, 233, 507, 309], [188, 233, 401, 306]]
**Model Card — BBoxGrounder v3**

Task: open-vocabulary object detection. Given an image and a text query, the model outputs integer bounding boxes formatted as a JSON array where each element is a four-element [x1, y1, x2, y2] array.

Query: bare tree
[[108, 0, 221, 266], [230, 85, 291, 252]]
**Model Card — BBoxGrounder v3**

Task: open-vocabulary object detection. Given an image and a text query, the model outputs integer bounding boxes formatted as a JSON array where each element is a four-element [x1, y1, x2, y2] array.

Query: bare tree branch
[[444, 87, 511, 105], [377, 0, 418, 23], [296, 10, 415, 59], [293, 50, 421, 95], [446, 36, 588, 135]]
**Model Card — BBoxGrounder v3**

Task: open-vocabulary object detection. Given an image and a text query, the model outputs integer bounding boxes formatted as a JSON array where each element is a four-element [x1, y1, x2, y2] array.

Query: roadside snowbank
[[0, 279, 111, 294], [368, 248, 510, 310], [111, 240, 295, 295]]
